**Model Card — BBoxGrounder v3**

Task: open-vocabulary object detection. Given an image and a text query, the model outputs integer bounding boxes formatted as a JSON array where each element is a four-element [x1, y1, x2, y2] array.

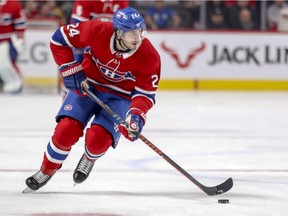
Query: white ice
[[0, 91, 288, 216]]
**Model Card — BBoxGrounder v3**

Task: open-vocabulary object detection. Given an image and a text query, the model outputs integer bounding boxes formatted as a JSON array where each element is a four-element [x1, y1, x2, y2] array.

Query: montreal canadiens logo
[[161, 41, 206, 68], [64, 104, 73, 111], [116, 12, 121, 18], [130, 122, 138, 130], [95, 59, 135, 82]]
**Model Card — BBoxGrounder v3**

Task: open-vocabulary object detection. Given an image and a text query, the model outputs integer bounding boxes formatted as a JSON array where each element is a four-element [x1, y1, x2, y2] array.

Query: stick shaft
[[82, 84, 233, 196]]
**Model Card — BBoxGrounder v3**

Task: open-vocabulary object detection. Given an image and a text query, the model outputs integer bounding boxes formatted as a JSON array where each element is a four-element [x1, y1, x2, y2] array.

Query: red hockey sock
[[40, 117, 84, 175]]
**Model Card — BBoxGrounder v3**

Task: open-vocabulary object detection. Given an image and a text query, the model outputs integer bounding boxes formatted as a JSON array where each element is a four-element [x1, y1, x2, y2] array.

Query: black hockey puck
[[218, 199, 229, 204]]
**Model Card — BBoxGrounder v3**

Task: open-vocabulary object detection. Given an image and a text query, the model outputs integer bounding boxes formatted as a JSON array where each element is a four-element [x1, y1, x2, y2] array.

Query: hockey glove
[[119, 108, 146, 141], [60, 61, 87, 95]]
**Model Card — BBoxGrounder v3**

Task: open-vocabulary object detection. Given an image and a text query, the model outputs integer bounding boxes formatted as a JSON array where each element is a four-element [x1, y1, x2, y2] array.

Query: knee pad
[[52, 117, 84, 150], [85, 124, 113, 159]]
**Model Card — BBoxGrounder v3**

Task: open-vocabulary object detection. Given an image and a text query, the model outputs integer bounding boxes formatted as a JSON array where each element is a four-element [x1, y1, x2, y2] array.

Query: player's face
[[121, 29, 144, 50]]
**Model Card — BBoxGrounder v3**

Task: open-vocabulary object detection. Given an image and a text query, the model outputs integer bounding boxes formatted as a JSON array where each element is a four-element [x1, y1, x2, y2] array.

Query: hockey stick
[[81, 82, 233, 196]]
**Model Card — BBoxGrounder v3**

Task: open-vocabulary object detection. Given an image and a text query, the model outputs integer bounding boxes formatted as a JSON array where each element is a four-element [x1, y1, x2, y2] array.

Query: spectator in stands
[[225, 0, 261, 21], [228, 0, 259, 29], [36, 2, 53, 19], [267, 0, 288, 31], [35, 1, 65, 25], [180, 0, 201, 29], [23, 0, 39, 19], [238, 8, 259, 30], [206, 0, 229, 29], [145, 0, 181, 29], [59, 1, 74, 25]]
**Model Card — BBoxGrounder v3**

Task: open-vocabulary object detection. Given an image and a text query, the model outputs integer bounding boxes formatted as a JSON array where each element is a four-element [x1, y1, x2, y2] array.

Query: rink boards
[[18, 29, 288, 91]]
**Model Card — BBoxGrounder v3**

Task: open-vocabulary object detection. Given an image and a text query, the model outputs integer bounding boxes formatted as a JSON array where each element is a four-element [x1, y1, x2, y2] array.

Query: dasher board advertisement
[[148, 31, 288, 80]]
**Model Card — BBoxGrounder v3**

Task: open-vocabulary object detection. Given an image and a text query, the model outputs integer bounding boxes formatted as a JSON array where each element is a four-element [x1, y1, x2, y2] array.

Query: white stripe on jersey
[[50, 38, 62, 46], [0, 33, 12, 40], [13, 18, 27, 29], [135, 86, 157, 95], [60, 26, 74, 48], [87, 78, 131, 95]]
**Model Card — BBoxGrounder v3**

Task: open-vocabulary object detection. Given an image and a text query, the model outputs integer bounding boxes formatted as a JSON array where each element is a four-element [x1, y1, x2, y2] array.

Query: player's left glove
[[119, 108, 146, 141], [59, 61, 87, 95]]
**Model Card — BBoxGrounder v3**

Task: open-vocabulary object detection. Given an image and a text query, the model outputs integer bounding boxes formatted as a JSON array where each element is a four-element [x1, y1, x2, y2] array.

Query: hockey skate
[[23, 171, 51, 193], [73, 154, 95, 184]]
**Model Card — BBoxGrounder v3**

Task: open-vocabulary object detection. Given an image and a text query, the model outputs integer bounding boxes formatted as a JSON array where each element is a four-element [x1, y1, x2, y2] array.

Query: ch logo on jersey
[[161, 41, 206, 68], [95, 59, 135, 82]]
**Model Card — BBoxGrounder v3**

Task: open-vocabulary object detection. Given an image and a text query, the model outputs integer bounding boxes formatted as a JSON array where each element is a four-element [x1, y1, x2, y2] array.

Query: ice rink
[[0, 91, 288, 216]]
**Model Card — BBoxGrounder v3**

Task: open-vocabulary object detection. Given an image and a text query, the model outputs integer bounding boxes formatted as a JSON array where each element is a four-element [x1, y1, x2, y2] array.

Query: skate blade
[[73, 183, 78, 187], [22, 187, 36, 194]]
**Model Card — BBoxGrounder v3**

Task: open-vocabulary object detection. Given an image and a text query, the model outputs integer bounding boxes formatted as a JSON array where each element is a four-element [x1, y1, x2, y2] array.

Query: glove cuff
[[128, 108, 147, 125], [60, 61, 83, 77]]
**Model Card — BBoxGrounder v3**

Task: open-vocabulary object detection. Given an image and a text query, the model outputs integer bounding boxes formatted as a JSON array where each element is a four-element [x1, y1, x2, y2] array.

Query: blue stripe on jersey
[[51, 28, 69, 46], [47, 141, 69, 162]]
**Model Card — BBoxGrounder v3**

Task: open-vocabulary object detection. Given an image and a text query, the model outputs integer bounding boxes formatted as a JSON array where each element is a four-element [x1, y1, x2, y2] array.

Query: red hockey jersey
[[71, 0, 129, 23], [50, 20, 161, 113], [0, 0, 26, 42]]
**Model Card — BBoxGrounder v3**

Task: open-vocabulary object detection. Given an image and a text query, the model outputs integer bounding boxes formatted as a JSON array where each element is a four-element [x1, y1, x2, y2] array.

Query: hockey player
[[0, 0, 26, 93], [59, 0, 129, 96], [24, 7, 161, 192]]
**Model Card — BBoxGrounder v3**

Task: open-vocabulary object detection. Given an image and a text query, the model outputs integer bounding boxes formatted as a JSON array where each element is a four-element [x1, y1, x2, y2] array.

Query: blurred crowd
[[19, 0, 288, 31]]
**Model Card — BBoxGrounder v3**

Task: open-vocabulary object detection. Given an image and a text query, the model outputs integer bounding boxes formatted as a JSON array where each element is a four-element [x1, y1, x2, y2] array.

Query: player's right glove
[[59, 61, 87, 95], [119, 108, 146, 142]]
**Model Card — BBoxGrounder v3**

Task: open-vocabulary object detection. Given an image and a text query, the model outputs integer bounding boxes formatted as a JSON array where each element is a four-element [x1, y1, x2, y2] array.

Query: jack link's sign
[[148, 31, 288, 80]]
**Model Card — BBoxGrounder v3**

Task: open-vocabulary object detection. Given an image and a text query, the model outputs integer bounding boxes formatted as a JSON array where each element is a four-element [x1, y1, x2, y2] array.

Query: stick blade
[[215, 177, 233, 195], [203, 177, 233, 196]]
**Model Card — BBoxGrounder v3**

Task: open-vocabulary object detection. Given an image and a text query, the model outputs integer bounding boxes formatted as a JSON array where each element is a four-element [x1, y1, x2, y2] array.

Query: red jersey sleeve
[[130, 40, 161, 114], [63, 20, 108, 49], [50, 20, 109, 66], [12, 1, 26, 37]]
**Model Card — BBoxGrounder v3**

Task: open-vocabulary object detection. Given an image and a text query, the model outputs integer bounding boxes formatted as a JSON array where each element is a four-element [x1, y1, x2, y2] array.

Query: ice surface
[[0, 91, 288, 216]]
